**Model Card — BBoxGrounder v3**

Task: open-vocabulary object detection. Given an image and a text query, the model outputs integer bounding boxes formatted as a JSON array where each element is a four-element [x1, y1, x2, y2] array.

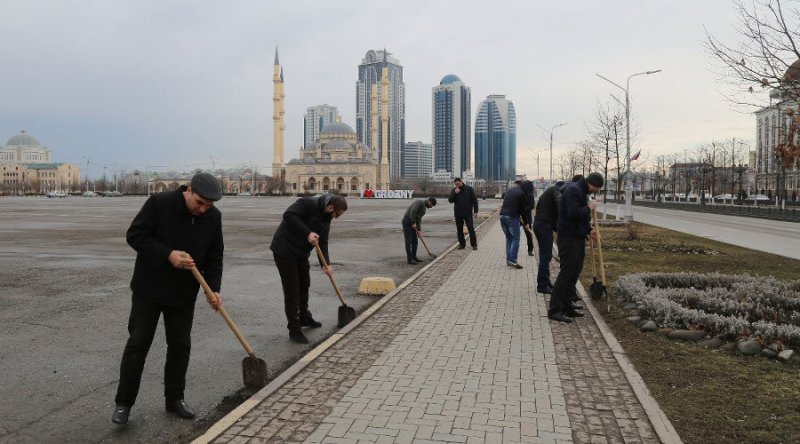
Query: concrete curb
[[192, 210, 498, 444], [576, 283, 684, 444]]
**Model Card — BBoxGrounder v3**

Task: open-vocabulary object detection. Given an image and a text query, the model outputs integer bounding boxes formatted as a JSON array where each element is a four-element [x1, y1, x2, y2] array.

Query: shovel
[[591, 209, 610, 311], [314, 244, 356, 328], [190, 267, 268, 389], [588, 211, 604, 301], [415, 228, 437, 258]]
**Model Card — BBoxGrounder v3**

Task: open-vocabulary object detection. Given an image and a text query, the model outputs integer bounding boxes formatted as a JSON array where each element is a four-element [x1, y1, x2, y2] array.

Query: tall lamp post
[[533, 147, 549, 182], [536, 122, 567, 183], [596, 69, 661, 220]]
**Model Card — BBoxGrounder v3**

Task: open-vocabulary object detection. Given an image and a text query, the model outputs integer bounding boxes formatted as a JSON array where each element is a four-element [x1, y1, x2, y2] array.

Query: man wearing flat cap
[[548, 172, 603, 323], [402, 196, 436, 265], [111, 172, 224, 425]]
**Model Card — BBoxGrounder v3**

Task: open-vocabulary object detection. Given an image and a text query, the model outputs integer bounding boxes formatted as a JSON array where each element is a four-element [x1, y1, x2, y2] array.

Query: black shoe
[[565, 310, 585, 317], [457, 245, 466, 250], [413, 257, 424, 263], [537, 286, 553, 294], [111, 405, 130, 425], [407, 259, 418, 265], [528, 250, 534, 256], [472, 245, 477, 250], [299, 315, 322, 328], [548, 312, 573, 323], [165, 399, 195, 419], [289, 329, 309, 344], [507, 261, 523, 269], [571, 303, 585, 310]]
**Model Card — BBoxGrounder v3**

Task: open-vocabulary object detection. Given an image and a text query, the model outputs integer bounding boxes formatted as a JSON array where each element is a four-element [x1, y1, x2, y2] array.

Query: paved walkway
[[195, 217, 679, 444]]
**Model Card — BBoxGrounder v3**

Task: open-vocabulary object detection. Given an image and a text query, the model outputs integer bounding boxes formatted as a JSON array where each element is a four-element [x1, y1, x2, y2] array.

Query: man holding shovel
[[548, 172, 603, 323], [112, 172, 223, 425], [402, 196, 437, 264], [270, 194, 348, 344]]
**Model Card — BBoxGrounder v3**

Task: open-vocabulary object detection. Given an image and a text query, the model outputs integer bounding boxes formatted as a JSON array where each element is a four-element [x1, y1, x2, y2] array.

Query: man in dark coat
[[499, 180, 534, 269], [533, 180, 565, 293], [448, 177, 479, 250], [548, 173, 603, 323], [270, 194, 348, 344], [402, 196, 437, 264], [112, 172, 224, 425]]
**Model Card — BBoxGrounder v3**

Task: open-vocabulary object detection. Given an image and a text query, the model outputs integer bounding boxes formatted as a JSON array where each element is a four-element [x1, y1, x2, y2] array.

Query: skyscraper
[[432, 75, 471, 180], [356, 49, 405, 186], [304, 105, 340, 148], [475, 95, 517, 182], [402, 141, 433, 180]]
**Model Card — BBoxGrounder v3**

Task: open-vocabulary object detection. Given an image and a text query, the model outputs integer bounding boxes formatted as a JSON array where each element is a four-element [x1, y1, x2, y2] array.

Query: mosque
[[0, 131, 80, 194]]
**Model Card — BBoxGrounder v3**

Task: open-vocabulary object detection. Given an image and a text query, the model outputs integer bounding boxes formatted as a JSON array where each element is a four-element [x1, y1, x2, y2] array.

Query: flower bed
[[615, 272, 800, 347]]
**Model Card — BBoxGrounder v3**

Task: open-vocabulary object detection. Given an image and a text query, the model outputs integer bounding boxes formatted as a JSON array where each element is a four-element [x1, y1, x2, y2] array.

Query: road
[[0, 195, 498, 443], [599, 203, 800, 260]]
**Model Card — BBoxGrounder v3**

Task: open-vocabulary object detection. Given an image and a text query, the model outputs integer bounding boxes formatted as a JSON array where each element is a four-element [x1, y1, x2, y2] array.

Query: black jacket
[[448, 184, 478, 217], [557, 178, 592, 239], [500, 181, 534, 225], [127, 186, 224, 306], [270, 195, 332, 264], [534, 184, 564, 228]]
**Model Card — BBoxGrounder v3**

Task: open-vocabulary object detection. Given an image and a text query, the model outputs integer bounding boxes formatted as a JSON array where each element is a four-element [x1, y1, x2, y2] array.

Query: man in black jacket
[[270, 194, 348, 344], [448, 178, 478, 250], [499, 180, 534, 269], [533, 180, 565, 293], [548, 173, 603, 323], [112, 172, 224, 425]]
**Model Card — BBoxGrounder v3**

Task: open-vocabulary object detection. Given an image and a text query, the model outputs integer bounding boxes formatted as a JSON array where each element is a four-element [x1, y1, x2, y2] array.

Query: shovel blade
[[590, 279, 604, 300], [337, 305, 356, 328], [242, 356, 268, 389]]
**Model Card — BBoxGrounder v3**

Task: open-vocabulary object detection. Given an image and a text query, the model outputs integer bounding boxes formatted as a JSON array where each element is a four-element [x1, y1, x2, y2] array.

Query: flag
[[630, 149, 641, 161]]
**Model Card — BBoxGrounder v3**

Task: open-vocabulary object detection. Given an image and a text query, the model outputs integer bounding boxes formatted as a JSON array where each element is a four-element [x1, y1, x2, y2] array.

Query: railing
[[608, 198, 800, 223]]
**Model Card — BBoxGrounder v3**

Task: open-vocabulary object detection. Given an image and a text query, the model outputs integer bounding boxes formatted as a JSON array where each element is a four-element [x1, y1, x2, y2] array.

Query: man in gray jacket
[[402, 197, 437, 264]]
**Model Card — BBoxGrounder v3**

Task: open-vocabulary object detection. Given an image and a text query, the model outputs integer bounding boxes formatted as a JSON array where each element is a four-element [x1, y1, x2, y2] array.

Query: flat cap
[[427, 196, 437, 206], [190, 172, 222, 201], [586, 172, 604, 188]]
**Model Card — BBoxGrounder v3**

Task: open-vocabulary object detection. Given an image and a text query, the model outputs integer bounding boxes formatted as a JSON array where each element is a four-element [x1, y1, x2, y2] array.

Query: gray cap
[[190, 172, 222, 201], [586, 172, 604, 188]]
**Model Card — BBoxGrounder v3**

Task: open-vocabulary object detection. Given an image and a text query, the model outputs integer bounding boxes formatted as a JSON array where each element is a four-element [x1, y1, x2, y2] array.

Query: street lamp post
[[536, 122, 567, 183], [596, 69, 661, 220]]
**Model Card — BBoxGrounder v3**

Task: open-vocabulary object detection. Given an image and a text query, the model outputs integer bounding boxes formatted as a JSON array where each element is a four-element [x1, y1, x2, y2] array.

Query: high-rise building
[[432, 74, 471, 180], [356, 49, 405, 187], [304, 105, 340, 148], [402, 141, 433, 180], [475, 95, 517, 182]]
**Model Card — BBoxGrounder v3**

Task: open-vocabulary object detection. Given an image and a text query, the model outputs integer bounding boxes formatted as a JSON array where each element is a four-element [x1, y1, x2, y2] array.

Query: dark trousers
[[522, 222, 534, 252], [533, 220, 554, 289], [402, 217, 418, 260], [115, 296, 196, 407], [455, 214, 477, 247], [274, 254, 311, 331], [549, 236, 585, 316]]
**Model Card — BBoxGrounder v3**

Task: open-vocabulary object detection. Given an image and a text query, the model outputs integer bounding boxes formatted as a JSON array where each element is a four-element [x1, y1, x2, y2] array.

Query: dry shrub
[[625, 222, 641, 241]]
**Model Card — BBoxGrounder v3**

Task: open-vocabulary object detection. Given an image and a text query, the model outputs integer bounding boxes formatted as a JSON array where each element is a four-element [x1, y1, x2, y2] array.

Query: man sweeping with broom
[[270, 194, 348, 344]]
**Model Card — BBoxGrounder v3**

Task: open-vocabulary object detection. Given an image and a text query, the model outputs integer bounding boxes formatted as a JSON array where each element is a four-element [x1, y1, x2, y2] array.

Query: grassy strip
[[582, 222, 800, 444]]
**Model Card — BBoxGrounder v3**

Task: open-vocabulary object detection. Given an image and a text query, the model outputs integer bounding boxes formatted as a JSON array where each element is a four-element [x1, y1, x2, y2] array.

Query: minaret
[[272, 47, 285, 181], [380, 56, 390, 190]]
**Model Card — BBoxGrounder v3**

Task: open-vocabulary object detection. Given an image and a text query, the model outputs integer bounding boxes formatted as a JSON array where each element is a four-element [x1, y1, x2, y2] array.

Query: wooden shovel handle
[[190, 267, 256, 358], [415, 228, 432, 255], [314, 244, 347, 306], [591, 209, 607, 286], [589, 212, 598, 277]]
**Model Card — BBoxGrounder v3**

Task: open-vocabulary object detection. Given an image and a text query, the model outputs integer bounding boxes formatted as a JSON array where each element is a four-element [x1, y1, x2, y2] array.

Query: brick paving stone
[[204, 218, 668, 443]]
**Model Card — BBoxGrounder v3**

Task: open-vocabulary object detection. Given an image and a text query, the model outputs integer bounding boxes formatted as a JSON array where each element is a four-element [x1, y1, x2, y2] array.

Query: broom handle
[[414, 228, 432, 255], [592, 209, 608, 286], [190, 267, 256, 357], [314, 244, 347, 306]]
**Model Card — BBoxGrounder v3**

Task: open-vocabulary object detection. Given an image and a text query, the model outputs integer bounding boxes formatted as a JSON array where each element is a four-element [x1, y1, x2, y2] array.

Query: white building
[[304, 104, 340, 148], [402, 141, 432, 179]]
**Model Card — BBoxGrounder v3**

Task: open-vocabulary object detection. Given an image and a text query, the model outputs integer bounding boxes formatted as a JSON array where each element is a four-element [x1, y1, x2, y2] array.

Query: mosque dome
[[440, 74, 462, 85], [320, 122, 355, 135], [6, 130, 41, 147]]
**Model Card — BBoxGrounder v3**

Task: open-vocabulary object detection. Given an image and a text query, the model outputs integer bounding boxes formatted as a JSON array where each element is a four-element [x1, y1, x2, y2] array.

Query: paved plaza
[[196, 216, 679, 444]]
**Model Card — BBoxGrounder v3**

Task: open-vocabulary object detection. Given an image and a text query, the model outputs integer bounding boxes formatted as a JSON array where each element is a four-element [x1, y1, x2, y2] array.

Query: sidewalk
[[195, 217, 679, 444]]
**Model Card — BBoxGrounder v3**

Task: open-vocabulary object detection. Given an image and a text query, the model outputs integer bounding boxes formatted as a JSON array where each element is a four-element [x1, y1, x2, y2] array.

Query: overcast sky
[[0, 0, 764, 179]]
